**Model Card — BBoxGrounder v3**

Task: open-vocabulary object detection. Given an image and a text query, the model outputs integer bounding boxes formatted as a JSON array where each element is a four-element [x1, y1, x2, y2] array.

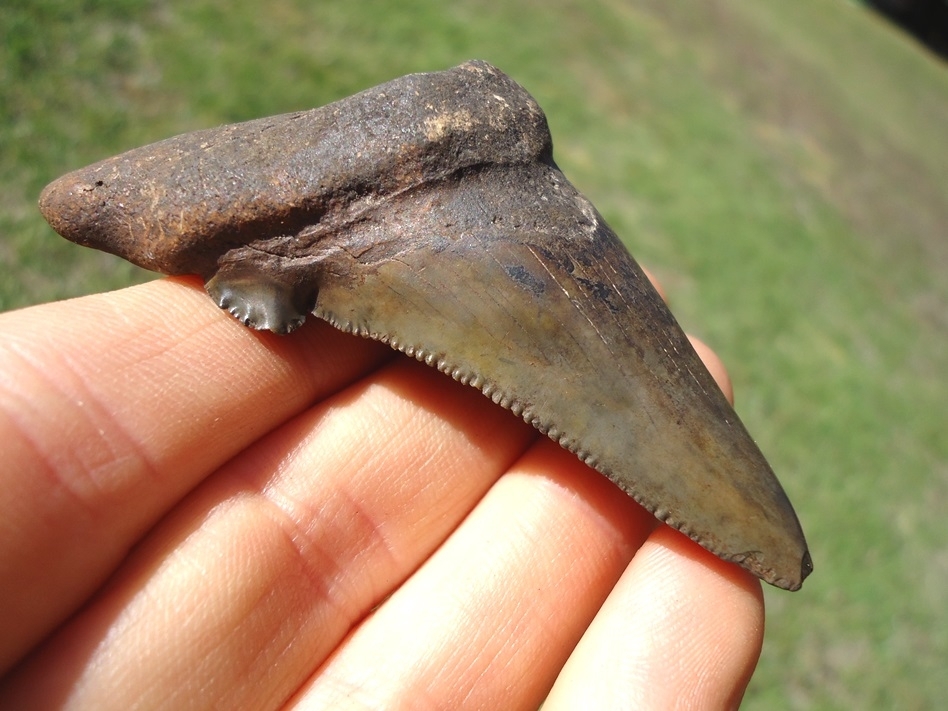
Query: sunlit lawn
[[2, 0, 946, 707]]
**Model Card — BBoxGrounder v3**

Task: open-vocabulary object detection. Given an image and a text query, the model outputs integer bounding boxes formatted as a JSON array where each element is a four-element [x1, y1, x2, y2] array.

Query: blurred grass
[[2, 0, 946, 707]]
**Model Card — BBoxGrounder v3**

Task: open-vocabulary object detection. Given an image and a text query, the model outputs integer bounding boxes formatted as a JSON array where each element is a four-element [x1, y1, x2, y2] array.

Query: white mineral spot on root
[[423, 110, 474, 141]]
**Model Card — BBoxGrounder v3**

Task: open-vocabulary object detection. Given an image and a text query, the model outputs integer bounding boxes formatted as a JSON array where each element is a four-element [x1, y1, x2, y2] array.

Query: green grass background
[[2, 0, 946, 707]]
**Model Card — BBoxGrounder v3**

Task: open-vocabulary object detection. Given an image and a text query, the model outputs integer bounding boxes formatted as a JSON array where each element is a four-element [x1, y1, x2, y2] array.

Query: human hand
[[0, 275, 763, 709]]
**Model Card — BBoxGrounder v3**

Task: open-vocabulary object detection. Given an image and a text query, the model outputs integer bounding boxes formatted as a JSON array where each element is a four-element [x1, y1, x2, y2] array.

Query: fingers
[[544, 525, 764, 710], [289, 438, 656, 709], [284, 284, 757, 709], [539, 268, 761, 709], [689, 335, 734, 404], [0, 355, 537, 709], [1, 265, 761, 709], [288, 268, 756, 708], [0, 277, 391, 672], [640, 266, 667, 302]]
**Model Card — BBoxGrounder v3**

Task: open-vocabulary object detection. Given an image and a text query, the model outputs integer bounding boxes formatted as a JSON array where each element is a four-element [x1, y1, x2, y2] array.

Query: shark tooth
[[39, 60, 811, 590]]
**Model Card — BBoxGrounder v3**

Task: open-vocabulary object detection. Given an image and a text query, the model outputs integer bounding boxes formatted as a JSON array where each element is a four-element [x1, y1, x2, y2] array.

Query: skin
[[0, 274, 763, 710]]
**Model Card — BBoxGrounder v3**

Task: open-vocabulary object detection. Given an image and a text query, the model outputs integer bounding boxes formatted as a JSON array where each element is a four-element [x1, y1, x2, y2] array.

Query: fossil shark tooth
[[39, 60, 812, 590]]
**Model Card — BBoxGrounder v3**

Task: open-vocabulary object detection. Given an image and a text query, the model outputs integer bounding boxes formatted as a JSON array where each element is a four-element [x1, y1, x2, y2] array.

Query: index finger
[[0, 277, 391, 672]]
